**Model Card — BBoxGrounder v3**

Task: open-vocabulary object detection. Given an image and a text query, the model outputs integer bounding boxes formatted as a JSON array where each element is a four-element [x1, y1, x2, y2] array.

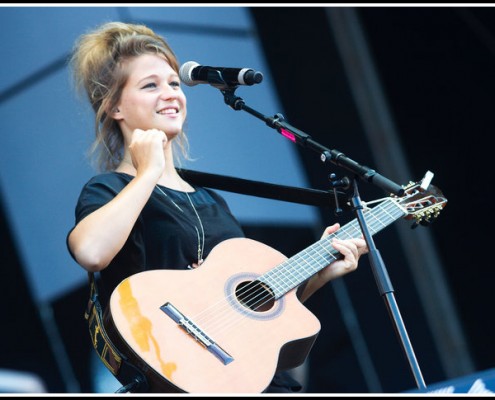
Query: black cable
[[114, 377, 144, 393]]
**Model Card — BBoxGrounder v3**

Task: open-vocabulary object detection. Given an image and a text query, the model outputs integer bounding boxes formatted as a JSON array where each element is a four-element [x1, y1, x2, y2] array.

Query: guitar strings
[[184, 198, 406, 341], [206, 191, 439, 339], [188, 198, 404, 340], [197, 212, 377, 337], [192, 200, 403, 341]]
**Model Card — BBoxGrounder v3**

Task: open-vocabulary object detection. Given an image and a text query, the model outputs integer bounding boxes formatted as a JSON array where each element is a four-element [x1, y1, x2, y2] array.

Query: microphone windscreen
[[179, 61, 200, 86]]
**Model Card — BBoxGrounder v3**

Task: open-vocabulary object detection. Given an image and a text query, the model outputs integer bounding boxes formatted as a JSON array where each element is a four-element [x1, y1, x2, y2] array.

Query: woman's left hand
[[298, 223, 368, 302], [316, 223, 368, 283]]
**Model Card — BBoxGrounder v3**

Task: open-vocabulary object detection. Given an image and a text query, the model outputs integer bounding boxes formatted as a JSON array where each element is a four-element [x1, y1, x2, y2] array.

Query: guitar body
[[103, 176, 448, 393], [105, 237, 321, 393]]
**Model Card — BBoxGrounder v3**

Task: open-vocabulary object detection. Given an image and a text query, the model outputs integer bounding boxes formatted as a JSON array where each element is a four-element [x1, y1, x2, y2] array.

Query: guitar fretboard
[[259, 198, 407, 298]]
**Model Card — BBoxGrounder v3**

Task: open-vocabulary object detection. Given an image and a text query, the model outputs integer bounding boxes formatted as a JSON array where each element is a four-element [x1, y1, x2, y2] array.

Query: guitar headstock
[[393, 171, 448, 228]]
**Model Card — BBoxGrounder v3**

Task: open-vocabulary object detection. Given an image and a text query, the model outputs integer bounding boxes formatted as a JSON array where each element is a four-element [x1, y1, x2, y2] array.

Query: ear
[[110, 107, 123, 121]]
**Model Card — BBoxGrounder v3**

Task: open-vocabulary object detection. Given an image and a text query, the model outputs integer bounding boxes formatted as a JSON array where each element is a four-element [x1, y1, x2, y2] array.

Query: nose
[[159, 84, 180, 101]]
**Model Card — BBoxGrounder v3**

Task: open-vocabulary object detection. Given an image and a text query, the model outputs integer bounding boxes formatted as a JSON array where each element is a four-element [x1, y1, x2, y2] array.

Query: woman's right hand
[[128, 128, 167, 181], [69, 128, 169, 272]]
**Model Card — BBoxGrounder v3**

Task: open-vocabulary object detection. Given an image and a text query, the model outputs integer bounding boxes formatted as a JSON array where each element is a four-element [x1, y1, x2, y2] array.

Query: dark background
[[2, 6, 495, 394], [252, 6, 495, 393]]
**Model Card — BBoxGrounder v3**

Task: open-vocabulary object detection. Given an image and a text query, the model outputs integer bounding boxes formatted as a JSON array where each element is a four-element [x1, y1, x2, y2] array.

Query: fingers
[[321, 223, 340, 239], [128, 129, 168, 177], [130, 128, 167, 148], [327, 236, 368, 277], [312, 225, 370, 286], [355, 238, 369, 256], [322, 222, 368, 256], [332, 238, 359, 266]]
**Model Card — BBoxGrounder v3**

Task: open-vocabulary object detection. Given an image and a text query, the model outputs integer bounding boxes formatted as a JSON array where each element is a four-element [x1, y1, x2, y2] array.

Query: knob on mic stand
[[329, 173, 351, 216]]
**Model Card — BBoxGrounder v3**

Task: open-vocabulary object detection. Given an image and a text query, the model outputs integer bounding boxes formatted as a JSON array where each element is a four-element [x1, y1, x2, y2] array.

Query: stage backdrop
[[0, 6, 318, 303]]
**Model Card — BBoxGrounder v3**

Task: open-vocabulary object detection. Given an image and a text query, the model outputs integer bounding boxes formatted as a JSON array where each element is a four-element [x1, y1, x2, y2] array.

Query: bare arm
[[68, 172, 158, 272], [68, 129, 167, 272]]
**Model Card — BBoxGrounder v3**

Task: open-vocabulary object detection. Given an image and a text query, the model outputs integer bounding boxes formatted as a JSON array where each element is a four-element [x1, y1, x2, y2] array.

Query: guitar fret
[[261, 198, 407, 298]]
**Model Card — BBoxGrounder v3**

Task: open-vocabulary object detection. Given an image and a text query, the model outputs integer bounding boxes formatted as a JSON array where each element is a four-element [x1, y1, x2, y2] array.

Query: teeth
[[157, 108, 178, 114]]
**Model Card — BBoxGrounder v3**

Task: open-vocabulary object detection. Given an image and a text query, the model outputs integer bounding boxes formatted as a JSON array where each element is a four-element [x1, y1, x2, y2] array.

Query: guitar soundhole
[[235, 280, 275, 312]]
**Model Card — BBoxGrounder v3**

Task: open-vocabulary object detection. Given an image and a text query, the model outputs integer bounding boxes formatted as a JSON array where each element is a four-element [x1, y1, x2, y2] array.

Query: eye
[[142, 82, 157, 89], [170, 81, 181, 88]]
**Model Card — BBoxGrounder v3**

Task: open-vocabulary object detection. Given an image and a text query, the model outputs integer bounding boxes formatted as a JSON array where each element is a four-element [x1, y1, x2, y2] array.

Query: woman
[[67, 21, 368, 393]]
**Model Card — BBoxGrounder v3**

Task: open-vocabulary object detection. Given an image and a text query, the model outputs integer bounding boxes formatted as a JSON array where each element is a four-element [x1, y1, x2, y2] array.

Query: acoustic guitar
[[103, 174, 447, 393]]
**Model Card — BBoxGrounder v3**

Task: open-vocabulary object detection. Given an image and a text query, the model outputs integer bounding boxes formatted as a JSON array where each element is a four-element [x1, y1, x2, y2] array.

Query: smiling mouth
[[156, 107, 179, 115]]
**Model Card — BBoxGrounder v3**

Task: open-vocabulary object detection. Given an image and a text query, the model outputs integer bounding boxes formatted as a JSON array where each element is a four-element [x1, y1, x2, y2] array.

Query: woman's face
[[114, 53, 187, 140]]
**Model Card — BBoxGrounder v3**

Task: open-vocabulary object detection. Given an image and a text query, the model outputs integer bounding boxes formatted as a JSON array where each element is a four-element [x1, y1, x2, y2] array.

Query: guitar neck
[[259, 198, 407, 298]]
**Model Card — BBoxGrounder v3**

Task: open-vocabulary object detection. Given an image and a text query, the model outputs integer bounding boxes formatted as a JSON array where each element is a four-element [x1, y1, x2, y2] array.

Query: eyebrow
[[137, 74, 158, 85], [137, 73, 179, 85]]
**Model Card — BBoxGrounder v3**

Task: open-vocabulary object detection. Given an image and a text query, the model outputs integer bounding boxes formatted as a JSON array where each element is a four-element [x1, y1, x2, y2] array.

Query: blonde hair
[[70, 21, 189, 171]]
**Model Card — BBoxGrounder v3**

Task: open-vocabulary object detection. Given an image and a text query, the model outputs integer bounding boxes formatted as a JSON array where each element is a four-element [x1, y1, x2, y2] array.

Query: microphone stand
[[220, 88, 404, 197], [218, 84, 427, 391]]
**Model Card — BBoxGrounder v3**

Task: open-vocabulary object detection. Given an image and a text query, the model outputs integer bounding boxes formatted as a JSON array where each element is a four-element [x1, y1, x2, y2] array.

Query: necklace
[[155, 184, 205, 267]]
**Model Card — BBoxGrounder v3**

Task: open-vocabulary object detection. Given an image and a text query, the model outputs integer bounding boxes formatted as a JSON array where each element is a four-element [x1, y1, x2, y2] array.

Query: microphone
[[179, 61, 263, 87]]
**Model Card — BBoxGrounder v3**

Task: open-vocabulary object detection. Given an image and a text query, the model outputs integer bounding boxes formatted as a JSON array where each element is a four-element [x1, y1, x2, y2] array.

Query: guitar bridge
[[160, 302, 234, 365]]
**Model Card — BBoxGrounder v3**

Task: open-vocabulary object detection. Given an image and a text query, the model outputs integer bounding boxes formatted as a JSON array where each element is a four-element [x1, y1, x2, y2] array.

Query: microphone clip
[[207, 69, 239, 90], [221, 87, 245, 111]]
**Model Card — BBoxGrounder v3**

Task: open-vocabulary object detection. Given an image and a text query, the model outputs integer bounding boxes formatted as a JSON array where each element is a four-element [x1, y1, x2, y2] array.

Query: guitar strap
[[178, 168, 350, 209], [84, 169, 347, 392], [85, 272, 148, 392]]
